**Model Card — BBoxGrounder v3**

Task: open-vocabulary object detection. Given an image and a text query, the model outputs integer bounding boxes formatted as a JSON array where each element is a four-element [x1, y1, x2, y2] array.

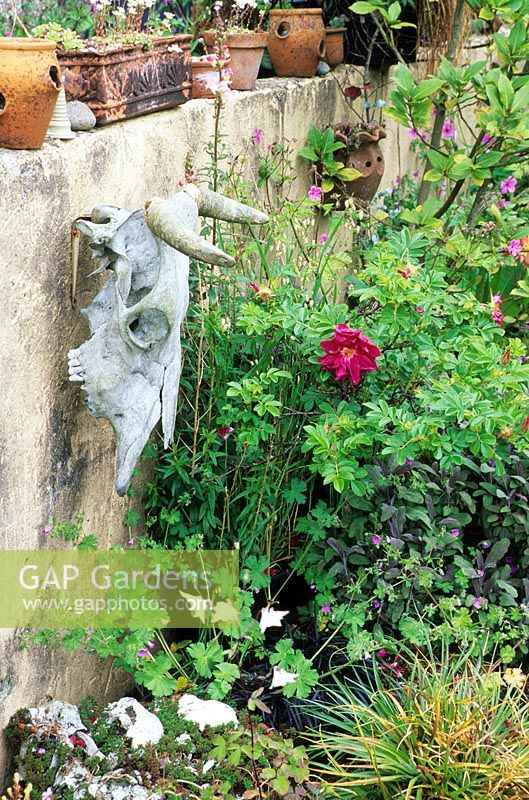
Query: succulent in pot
[[202, 0, 269, 91], [34, 1, 192, 126]]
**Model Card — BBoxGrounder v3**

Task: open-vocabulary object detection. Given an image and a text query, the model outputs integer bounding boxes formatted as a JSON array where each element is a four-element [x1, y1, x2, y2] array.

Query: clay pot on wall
[[334, 122, 386, 203], [191, 56, 231, 99], [325, 26, 345, 68], [267, 9, 326, 77], [0, 37, 62, 149], [203, 31, 267, 91], [59, 35, 191, 126]]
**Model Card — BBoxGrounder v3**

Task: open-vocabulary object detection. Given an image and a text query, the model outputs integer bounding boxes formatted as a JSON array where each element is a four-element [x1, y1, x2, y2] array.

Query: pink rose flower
[[319, 324, 381, 384]]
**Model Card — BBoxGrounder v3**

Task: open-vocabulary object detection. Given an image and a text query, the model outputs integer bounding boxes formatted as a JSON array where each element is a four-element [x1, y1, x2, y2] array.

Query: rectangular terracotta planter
[[59, 34, 192, 125]]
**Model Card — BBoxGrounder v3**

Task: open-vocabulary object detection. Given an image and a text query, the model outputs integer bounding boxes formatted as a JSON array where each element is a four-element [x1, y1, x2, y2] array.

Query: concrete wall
[[0, 69, 413, 778]]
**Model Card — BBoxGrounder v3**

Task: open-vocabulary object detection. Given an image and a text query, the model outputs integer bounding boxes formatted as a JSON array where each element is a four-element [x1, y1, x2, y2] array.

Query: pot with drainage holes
[[267, 9, 326, 78], [0, 37, 62, 149], [333, 122, 386, 204]]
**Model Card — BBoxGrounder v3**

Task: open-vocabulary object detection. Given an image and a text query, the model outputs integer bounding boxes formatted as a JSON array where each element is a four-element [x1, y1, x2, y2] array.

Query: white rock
[[177, 694, 238, 731], [28, 700, 86, 737], [107, 698, 164, 749]]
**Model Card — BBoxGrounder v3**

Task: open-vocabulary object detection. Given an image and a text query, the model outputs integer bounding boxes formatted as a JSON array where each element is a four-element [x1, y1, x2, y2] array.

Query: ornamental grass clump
[[307, 640, 529, 800]]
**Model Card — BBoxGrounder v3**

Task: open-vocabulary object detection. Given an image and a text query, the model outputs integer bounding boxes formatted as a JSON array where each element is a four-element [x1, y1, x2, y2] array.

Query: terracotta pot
[[191, 56, 230, 99], [267, 9, 326, 78], [59, 35, 191, 125], [325, 27, 345, 68], [203, 30, 267, 91], [0, 37, 62, 149], [334, 123, 386, 203]]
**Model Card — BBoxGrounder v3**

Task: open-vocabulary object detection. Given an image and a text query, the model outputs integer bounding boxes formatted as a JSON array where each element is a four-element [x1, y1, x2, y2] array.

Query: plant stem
[[417, 0, 468, 205], [465, 179, 491, 232], [434, 129, 486, 219], [371, 14, 405, 65]]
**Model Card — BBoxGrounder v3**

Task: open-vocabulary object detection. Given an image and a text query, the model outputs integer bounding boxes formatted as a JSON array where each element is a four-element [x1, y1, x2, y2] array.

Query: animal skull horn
[[69, 185, 269, 495], [144, 197, 235, 269]]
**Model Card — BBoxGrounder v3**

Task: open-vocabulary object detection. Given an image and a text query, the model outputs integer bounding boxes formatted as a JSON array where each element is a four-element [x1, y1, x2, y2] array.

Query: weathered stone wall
[[0, 70, 412, 779]]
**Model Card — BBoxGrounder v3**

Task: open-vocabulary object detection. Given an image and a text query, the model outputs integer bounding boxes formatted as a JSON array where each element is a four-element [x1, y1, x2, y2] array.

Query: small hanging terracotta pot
[[334, 122, 387, 203], [267, 9, 326, 78], [325, 26, 345, 68], [0, 37, 62, 150], [204, 30, 267, 91]]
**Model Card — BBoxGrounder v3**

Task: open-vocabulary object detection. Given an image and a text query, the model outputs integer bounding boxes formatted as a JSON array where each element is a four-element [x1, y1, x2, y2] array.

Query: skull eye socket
[[128, 309, 170, 347]]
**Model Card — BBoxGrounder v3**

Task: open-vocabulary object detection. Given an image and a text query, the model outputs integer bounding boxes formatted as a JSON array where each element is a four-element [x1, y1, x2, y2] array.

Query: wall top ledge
[[0, 72, 341, 175]]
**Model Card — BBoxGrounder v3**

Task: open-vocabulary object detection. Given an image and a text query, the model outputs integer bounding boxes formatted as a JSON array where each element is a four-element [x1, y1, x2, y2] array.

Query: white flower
[[112, 7, 126, 17], [270, 666, 298, 689], [259, 605, 289, 633], [202, 759, 216, 774], [167, 44, 183, 52]]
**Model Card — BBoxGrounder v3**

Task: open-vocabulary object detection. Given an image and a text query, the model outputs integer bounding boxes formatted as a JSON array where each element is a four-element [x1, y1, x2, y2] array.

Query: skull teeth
[[68, 351, 85, 382]]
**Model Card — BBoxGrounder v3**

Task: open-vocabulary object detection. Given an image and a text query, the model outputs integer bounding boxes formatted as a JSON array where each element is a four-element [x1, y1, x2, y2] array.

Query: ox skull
[[69, 185, 268, 495]]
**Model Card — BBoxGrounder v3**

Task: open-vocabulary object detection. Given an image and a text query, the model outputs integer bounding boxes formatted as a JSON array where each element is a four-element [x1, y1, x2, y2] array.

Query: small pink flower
[[450, 528, 460, 537], [138, 648, 150, 657], [507, 239, 523, 257], [491, 293, 503, 326], [127, 538, 134, 546], [473, 597, 484, 609], [412, 170, 420, 179], [42, 790, 53, 800], [483, 221, 496, 232], [40, 526, 51, 535], [37, 748, 46, 755], [372, 599, 381, 609], [319, 234, 329, 244], [252, 127, 262, 145], [441, 120, 457, 140], [376, 648, 388, 658], [407, 128, 419, 140], [4, 29, 12, 36], [371, 534, 382, 545], [321, 603, 331, 614], [498, 199, 511, 210], [482, 133, 494, 146], [416, 305, 424, 315], [501, 176, 517, 195], [308, 185, 323, 202], [217, 425, 234, 440]]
